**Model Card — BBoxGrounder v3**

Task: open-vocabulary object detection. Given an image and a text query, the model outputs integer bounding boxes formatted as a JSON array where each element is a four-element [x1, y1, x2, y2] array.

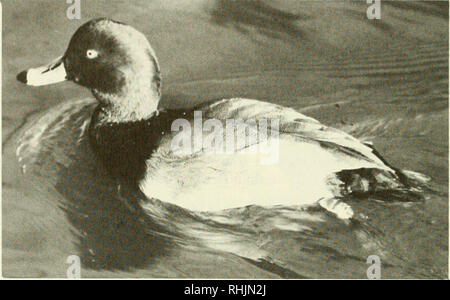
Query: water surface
[[2, 0, 448, 278]]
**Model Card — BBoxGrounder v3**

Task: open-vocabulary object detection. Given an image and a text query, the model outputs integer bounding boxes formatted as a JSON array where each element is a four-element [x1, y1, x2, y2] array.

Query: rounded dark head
[[17, 18, 162, 116]]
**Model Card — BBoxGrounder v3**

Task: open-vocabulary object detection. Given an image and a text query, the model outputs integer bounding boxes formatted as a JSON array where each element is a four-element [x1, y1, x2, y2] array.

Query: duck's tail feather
[[400, 169, 431, 186], [363, 143, 409, 186], [334, 142, 432, 202], [364, 142, 431, 185], [336, 167, 427, 203]]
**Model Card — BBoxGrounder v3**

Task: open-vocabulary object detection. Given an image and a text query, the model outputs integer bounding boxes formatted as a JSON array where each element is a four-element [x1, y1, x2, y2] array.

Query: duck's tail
[[335, 143, 430, 202], [336, 167, 430, 202], [364, 142, 430, 187], [334, 142, 431, 202]]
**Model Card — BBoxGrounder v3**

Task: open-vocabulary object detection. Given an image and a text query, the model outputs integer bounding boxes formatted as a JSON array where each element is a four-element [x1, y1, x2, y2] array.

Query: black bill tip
[[16, 70, 28, 84]]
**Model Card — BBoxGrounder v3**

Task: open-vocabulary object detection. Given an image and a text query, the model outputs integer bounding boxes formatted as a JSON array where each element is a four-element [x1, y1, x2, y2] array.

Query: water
[[2, 0, 448, 278]]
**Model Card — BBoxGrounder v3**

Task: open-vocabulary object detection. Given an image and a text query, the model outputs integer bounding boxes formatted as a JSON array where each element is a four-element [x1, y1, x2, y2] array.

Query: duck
[[16, 18, 426, 220]]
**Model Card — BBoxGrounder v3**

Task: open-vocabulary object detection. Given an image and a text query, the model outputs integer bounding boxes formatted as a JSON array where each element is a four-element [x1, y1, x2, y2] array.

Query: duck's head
[[17, 18, 162, 121]]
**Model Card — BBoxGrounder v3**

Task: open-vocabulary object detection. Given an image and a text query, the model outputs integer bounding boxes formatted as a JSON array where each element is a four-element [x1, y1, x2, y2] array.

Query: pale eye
[[86, 49, 99, 59]]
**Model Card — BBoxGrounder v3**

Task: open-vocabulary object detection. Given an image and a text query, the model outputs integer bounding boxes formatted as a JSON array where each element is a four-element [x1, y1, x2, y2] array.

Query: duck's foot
[[318, 197, 354, 220]]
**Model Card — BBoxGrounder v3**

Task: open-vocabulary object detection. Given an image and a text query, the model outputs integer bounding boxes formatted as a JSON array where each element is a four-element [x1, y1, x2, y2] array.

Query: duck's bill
[[17, 56, 67, 86]]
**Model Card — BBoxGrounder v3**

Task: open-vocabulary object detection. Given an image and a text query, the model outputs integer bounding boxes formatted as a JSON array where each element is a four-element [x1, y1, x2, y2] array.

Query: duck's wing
[[199, 98, 391, 169]]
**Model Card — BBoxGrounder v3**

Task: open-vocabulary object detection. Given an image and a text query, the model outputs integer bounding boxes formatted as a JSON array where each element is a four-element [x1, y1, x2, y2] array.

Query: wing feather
[[200, 98, 391, 169]]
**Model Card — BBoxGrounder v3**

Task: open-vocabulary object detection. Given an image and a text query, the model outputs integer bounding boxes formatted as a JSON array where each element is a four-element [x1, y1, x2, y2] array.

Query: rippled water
[[3, 0, 448, 278]]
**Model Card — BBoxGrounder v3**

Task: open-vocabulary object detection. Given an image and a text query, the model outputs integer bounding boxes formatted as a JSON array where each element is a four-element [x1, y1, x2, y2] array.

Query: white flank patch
[[140, 137, 382, 212]]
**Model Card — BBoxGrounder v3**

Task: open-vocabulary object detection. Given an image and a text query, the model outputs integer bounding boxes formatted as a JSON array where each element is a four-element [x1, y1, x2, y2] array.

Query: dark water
[[2, 0, 448, 278]]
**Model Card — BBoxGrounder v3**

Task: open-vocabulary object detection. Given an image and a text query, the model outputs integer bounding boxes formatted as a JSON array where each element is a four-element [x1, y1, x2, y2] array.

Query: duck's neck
[[92, 83, 160, 123]]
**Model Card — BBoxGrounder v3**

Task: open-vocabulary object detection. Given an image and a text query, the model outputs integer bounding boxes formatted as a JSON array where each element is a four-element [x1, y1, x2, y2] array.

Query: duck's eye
[[86, 50, 99, 59]]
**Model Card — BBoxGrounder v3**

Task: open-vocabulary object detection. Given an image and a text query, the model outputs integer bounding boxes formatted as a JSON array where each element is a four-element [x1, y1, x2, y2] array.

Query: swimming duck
[[17, 18, 424, 220]]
